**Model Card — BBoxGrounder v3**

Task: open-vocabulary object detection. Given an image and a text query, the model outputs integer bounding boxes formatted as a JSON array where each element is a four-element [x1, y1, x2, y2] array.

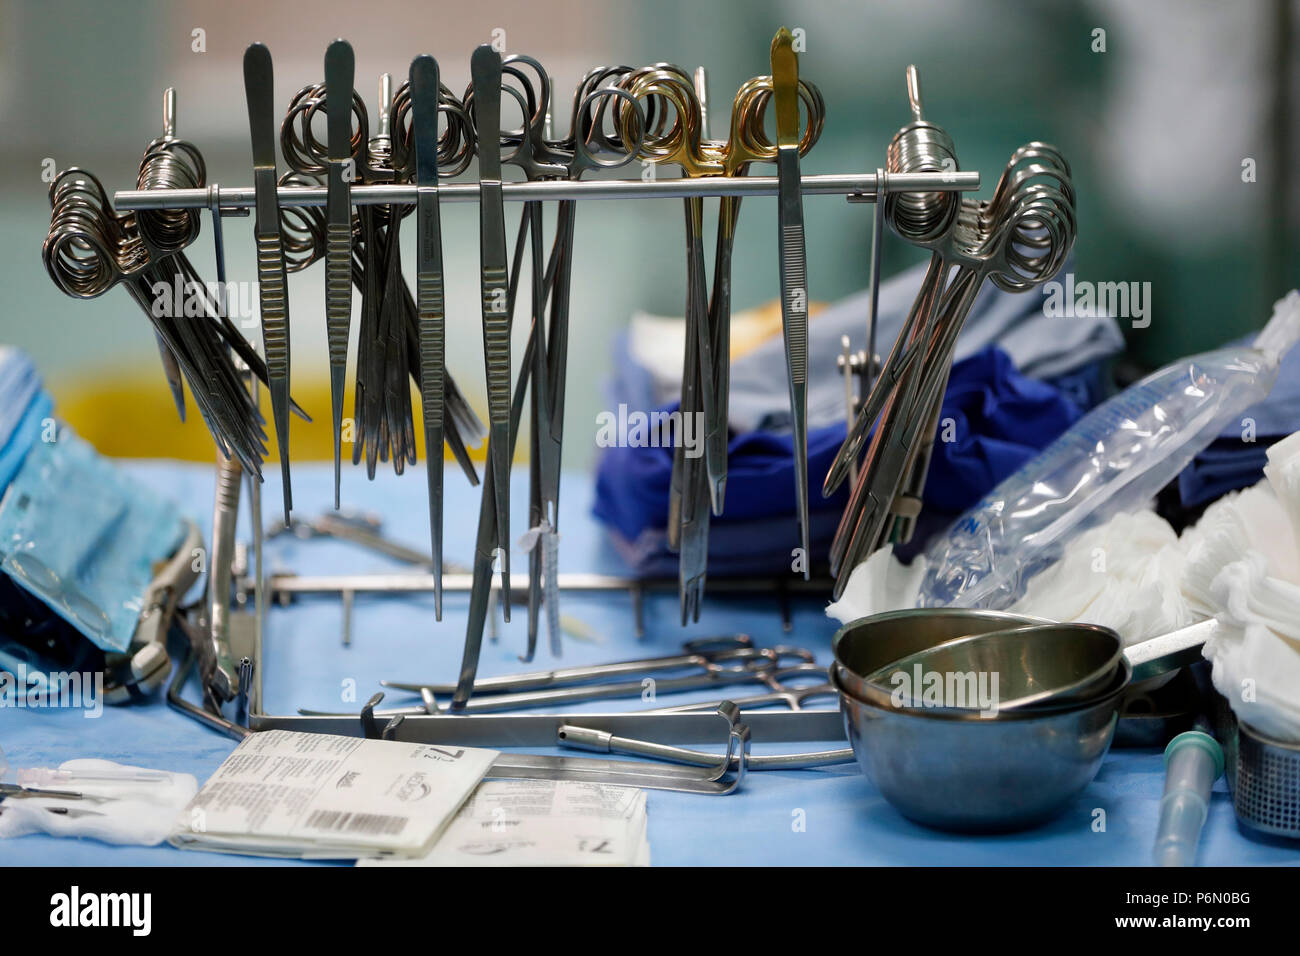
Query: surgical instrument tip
[[906, 64, 924, 122]]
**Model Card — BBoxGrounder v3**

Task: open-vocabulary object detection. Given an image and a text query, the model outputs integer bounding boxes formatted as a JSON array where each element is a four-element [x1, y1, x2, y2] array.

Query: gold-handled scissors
[[614, 57, 823, 622]]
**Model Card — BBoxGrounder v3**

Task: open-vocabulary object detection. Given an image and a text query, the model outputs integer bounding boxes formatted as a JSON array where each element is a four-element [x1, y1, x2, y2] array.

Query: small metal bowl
[[830, 657, 1131, 833], [832, 608, 1047, 704], [858, 622, 1125, 715]]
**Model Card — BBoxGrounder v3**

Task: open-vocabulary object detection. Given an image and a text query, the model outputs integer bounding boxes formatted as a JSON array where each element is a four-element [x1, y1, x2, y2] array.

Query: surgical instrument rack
[[75, 43, 984, 743]]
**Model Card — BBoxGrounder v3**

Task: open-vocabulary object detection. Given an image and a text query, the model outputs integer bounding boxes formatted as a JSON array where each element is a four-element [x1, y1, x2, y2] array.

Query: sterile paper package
[[360, 778, 650, 867], [918, 291, 1300, 611], [169, 730, 498, 860]]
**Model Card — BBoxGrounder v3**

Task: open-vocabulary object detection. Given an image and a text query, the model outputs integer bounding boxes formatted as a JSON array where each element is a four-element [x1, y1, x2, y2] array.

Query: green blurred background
[[1, 0, 1294, 464]]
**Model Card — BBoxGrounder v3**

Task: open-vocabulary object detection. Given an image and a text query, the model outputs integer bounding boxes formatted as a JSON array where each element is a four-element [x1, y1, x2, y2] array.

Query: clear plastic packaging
[[918, 292, 1300, 610]]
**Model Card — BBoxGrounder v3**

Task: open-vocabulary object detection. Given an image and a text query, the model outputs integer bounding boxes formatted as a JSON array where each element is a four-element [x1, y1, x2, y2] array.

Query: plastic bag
[[0, 423, 183, 652], [918, 291, 1300, 610]]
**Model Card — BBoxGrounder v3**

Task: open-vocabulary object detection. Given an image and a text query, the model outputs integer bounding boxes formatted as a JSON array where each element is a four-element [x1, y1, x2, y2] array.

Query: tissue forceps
[[243, 42, 295, 522], [771, 28, 813, 579], [283, 72, 412, 480], [471, 43, 514, 611], [408, 54, 449, 620], [323, 39, 355, 509]]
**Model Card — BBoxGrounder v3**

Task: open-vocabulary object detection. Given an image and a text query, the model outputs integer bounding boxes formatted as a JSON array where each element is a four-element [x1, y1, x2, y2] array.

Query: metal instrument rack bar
[[114, 170, 980, 211]]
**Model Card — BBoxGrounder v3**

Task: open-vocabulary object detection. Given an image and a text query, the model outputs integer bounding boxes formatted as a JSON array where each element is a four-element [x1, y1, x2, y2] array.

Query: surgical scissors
[[312, 642, 816, 715], [386, 635, 766, 694], [277, 70, 484, 490], [483, 57, 643, 659], [530, 66, 645, 653], [44, 168, 265, 474], [642, 667, 835, 713], [824, 68, 1075, 594], [483, 54, 564, 653], [363, 73, 417, 479], [614, 58, 823, 621], [448, 63, 646, 706], [43, 105, 304, 478]]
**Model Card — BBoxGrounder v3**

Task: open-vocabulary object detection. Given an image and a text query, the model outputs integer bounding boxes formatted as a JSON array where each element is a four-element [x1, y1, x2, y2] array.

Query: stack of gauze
[[1185, 430, 1300, 742], [1010, 510, 1194, 645]]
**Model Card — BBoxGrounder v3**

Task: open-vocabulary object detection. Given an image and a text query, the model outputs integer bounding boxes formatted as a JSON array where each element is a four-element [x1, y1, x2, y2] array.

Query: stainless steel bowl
[[830, 657, 1131, 832], [832, 608, 1047, 703], [858, 622, 1125, 715]]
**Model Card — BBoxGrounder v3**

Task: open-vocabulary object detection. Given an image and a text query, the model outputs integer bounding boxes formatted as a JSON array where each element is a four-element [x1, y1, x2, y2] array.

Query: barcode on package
[[304, 809, 409, 836]]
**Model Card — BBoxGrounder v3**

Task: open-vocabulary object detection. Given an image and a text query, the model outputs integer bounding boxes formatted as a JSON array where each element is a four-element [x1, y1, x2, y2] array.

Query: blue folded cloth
[[594, 346, 1083, 576], [728, 254, 1121, 434]]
